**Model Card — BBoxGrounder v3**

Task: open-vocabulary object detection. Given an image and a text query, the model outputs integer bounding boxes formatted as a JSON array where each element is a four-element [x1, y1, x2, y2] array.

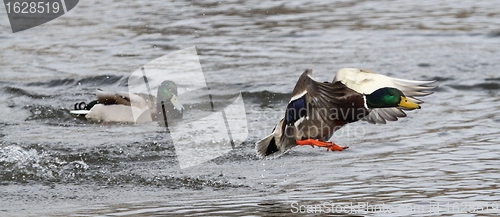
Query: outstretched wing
[[333, 68, 436, 124], [285, 69, 368, 138]]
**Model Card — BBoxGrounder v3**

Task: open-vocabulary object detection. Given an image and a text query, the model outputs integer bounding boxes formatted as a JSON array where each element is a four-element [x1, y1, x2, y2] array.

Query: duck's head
[[157, 80, 184, 111], [366, 87, 420, 109]]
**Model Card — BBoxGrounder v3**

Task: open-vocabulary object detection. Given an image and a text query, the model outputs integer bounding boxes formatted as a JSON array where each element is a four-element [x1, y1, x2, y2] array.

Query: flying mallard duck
[[256, 68, 435, 158], [70, 80, 184, 123]]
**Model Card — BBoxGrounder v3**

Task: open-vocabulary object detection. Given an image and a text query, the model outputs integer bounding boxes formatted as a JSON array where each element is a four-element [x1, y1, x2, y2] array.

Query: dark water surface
[[1, 0, 500, 216]]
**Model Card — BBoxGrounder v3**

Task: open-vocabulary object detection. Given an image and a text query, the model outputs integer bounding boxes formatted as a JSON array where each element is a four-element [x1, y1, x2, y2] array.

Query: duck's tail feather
[[70, 100, 100, 115], [256, 134, 293, 159], [255, 134, 280, 158]]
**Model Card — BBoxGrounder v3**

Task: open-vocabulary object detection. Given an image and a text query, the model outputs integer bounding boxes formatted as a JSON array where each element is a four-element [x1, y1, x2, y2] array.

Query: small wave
[[25, 105, 80, 124], [427, 76, 454, 82], [241, 90, 290, 102], [89, 174, 243, 190], [26, 75, 126, 88], [27, 78, 75, 87], [417, 63, 432, 68], [485, 77, 500, 81], [3, 86, 52, 99], [1, 75, 127, 102], [486, 30, 500, 38], [449, 82, 500, 91], [77, 75, 127, 87]]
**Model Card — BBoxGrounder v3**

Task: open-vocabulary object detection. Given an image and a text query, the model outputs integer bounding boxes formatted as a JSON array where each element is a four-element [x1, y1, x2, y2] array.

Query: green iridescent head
[[156, 80, 184, 114], [157, 80, 178, 101], [366, 87, 420, 109]]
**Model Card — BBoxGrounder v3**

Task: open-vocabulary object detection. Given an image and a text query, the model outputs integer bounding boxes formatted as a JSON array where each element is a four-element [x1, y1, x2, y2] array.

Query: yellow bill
[[399, 96, 421, 109]]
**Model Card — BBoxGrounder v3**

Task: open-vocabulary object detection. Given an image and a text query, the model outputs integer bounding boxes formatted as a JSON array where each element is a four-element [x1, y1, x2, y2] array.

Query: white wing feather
[[333, 68, 436, 124]]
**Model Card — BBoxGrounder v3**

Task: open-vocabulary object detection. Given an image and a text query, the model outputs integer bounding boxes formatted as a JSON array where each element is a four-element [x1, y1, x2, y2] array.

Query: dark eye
[[389, 92, 394, 96]]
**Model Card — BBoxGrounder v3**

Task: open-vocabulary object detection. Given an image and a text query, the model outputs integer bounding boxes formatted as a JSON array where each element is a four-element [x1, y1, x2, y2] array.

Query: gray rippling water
[[1, 0, 500, 216]]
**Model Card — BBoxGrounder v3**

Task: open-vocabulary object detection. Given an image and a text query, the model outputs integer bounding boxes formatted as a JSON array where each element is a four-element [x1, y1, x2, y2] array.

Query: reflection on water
[[1, 0, 500, 216]]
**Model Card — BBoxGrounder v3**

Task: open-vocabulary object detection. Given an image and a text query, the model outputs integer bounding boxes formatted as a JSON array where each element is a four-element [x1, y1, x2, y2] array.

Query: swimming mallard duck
[[70, 80, 184, 123], [256, 68, 435, 158]]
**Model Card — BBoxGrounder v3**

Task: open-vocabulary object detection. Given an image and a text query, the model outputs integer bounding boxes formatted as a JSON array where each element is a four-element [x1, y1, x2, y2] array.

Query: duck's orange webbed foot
[[296, 139, 348, 152]]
